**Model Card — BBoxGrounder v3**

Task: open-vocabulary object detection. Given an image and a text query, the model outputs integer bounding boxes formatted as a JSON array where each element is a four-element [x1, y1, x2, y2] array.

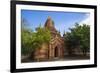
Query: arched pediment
[[50, 36, 64, 45]]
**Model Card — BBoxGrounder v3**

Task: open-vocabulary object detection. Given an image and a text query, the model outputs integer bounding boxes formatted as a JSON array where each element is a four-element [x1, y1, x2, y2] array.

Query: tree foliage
[[34, 26, 51, 47], [64, 23, 90, 55], [21, 20, 51, 55]]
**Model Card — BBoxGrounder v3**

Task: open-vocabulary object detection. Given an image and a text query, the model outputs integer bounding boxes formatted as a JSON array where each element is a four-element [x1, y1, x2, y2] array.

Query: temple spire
[[47, 16, 51, 20], [63, 30, 66, 37], [45, 16, 54, 27], [44, 16, 57, 32]]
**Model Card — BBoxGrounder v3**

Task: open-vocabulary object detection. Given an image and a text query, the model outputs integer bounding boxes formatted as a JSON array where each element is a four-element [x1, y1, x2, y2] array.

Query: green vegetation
[[21, 19, 51, 55], [64, 23, 90, 55]]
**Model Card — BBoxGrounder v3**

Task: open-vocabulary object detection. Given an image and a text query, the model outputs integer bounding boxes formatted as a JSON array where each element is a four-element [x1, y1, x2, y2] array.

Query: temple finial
[[47, 16, 51, 20]]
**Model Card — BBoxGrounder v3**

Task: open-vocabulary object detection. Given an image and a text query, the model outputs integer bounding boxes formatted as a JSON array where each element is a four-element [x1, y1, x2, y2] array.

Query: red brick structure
[[34, 16, 65, 61]]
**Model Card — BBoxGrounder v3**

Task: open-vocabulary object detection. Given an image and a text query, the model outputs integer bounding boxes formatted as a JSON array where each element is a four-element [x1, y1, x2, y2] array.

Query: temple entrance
[[54, 46, 59, 58]]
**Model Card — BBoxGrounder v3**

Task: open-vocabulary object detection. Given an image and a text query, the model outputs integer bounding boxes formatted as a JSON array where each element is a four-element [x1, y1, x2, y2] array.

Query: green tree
[[33, 26, 51, 48], [64, 23, 90, 55], [21, 28, 33, 55], [21, 18, 33, 55], [21, 22, 51, 55]]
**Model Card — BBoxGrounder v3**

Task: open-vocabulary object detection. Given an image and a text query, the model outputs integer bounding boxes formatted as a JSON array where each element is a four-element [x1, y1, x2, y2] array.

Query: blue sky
[[21, 10, 89, 36]]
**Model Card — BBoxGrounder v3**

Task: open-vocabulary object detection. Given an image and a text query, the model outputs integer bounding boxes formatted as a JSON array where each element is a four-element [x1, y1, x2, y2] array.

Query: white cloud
[[79, 14, 90, 25]]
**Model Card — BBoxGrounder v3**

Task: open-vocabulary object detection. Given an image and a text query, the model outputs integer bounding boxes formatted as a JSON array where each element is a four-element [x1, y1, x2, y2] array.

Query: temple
[[34, 16, 65, 61]]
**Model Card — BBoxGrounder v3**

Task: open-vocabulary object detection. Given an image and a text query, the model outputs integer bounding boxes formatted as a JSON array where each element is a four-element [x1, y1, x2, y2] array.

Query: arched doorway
[[54, 46, 59, 58]]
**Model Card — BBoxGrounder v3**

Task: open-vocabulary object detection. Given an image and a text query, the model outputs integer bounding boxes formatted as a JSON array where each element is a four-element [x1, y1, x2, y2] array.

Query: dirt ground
[[21, 55, 90, 63]]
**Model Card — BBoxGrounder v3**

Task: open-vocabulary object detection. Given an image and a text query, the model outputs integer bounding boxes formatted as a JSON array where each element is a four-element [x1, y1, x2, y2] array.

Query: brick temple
[[34, 16, 65, 61]]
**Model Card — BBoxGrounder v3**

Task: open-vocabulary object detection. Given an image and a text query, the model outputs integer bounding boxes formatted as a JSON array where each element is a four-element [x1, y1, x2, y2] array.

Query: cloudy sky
[[21, 10, 90, 36]]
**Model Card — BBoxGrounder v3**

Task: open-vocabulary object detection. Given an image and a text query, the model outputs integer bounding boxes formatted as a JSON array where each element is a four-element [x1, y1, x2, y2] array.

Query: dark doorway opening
[[54, 46, 58, 58]]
